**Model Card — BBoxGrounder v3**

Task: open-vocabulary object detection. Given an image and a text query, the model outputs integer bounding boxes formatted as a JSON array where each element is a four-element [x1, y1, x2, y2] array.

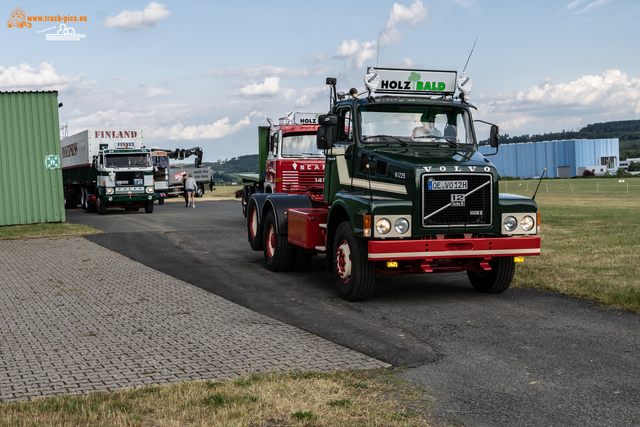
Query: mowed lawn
[[502, 177, 640, 312]]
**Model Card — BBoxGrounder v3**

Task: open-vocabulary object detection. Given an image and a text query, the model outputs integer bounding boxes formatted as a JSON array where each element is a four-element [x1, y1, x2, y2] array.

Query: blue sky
[[2, 0, 638, 162]]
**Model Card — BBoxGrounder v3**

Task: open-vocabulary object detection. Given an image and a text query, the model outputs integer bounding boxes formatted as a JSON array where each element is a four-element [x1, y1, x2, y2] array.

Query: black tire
[[247, 200, 263, 251], [467, 256, 516, 293], [158, 197, 165, 205], [241, 187, 249, 217], [144, 200, 154, 213], [97, 197, 106, 215], [332, 221, 375, 301], [80, 189, 87, 211], [263, 210, 294, 272], [86, 191, 96, 213], [133, 207, 140, 212], [291, 246, 312, 272], [196, 184, 204, 198]]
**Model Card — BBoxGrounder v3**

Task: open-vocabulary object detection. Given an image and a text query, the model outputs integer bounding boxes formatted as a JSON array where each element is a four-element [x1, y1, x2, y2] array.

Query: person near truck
[[185, 173, 197, 208], [182, 173, 188, 207]]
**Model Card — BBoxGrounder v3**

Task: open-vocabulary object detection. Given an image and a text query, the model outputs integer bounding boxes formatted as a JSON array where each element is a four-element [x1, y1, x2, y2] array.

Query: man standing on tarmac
[[182, 173, 188, 207]]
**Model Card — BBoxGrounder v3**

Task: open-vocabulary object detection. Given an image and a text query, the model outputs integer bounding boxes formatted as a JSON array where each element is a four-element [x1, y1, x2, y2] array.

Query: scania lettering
[[61, 129, 156, 215], [246, 67, 541, 301]]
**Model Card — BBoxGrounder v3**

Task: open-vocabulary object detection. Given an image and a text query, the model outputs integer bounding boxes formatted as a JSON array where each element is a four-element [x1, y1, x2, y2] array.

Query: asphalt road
[[67, 200, 640, 427]]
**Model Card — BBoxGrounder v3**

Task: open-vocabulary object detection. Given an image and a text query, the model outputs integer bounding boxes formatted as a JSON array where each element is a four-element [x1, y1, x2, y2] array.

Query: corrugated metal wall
[[479, 139, 620, 178], [0, 91, 65, 226]]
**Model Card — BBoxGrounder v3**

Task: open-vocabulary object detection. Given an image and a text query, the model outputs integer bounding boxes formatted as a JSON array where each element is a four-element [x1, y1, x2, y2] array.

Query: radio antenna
[[463, 36, 478, 73]]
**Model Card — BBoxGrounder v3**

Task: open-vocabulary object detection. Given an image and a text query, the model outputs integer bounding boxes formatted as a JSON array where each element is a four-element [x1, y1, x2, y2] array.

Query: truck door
[[325, 107, 354, 200]]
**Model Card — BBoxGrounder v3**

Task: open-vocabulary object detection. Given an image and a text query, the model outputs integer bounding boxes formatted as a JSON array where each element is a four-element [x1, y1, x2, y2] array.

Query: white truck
[[61, 130, 156, 214], [150, 148, 212, 205]]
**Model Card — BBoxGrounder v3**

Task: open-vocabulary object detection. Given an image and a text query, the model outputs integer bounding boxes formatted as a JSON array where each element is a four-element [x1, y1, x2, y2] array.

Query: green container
[[0, 91, 65, 226]]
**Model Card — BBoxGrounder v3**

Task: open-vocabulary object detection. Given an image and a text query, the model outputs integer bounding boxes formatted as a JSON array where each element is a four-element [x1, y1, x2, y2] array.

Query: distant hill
[[484, 119, 640, 160]]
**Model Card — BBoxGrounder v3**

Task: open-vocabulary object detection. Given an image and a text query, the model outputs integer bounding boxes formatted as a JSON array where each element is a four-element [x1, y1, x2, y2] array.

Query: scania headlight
[[106, 188, 114, 195], [376, 218, 391, 235], [503, 216, 517, 232], [146, 187, 154, 194], [395, 218, 409, 234], [520, 215, 534, 232]]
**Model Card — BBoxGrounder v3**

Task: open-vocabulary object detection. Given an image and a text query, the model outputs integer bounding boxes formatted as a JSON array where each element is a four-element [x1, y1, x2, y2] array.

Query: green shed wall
[[0, 91, 65, 226]]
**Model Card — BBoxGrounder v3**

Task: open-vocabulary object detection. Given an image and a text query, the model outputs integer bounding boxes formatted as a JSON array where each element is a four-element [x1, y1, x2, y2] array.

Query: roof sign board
[[365, 67, 457, 97]]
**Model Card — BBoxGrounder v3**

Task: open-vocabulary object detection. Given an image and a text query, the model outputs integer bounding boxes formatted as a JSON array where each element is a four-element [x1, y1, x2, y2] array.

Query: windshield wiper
[[362, 134, 408, 146]]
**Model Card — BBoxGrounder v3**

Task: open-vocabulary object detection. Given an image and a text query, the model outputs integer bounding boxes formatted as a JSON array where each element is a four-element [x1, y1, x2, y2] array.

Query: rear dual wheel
[[263, 211, 294, 272]]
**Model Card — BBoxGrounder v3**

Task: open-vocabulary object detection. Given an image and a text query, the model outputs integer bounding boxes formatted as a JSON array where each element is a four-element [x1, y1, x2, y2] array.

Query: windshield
[[359, 106, 474, 146], [105, 153, 151, 168], [151, 155, 169, 168], [281, 133, 324, 157]]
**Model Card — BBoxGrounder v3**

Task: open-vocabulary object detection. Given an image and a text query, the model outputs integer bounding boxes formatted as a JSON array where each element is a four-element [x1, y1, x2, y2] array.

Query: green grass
[[0, 222, 101, 240], [502, 177, 640, 312], [0, 369, 434, 427]]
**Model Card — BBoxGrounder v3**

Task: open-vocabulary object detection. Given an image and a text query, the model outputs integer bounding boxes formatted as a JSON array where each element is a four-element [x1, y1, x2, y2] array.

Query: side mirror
[[490, 125, 500, 148], [317, 126, 333, 150], [317, 114, 338, 149]]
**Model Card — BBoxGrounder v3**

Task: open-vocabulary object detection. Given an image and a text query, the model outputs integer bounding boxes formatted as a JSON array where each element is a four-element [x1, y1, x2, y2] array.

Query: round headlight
[[503, 216, 517, 232], [376, 218, 391, 235], [395, 218, 409, 234], [146, 187, 154, 194], [520, 215, 534, 231], [106, 188, 114, 195]]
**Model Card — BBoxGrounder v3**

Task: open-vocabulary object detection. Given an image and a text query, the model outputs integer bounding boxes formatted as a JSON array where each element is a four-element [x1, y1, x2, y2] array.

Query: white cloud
[[580, 0, 612, 13], [292, 87, 327, 108], [0, 62, 92, 91], [475, 70, 640, 134], [379, 0, 428, 47], [335, 0, 427, 68], [0, 62, 70, 88], [566, 0, 586, 9], [240, 77, 280, 96], [102, 2, 171, 31], [207, 64, 330, 80], [112, 74, 127, 82], [159, 115, 255, 140], [145, 86, 171, 97]]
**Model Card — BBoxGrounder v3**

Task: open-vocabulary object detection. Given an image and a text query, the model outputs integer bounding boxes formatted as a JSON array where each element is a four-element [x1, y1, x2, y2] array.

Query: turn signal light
[[386, 261, 398, 268], [537, 212, 541, 234], [363, 215, 371, 237], [514, 257, 524, 263]]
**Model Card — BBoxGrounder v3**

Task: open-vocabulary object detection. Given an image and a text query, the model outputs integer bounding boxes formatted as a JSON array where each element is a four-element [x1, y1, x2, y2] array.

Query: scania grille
[[282, 170, 324, 193], [422, 173, 492, 227]]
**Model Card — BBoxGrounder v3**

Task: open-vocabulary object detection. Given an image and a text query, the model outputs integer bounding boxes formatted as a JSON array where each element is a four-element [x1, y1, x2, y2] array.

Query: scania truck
[[246, 67, 541, 301], [61, 130, 156, 214], [239, 112, 325, 216]]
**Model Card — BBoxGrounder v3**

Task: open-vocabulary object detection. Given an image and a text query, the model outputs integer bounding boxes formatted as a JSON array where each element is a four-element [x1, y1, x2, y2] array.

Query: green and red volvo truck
[[61, 129, 156, 214], [239, 112, 325, 216], [247, 68, 541, 301]]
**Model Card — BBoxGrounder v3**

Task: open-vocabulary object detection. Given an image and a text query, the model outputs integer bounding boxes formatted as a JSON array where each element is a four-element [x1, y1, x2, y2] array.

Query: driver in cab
[[412, 111, 442, 140]]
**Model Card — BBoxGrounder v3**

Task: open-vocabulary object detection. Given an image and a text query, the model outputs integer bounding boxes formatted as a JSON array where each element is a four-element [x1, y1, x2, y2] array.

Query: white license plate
[[428, 180, 468, 190]]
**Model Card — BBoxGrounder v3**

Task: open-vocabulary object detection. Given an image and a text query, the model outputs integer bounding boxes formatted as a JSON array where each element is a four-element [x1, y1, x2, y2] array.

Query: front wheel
[[467, 257, 516, 293], [144, 200, 154, 213], [263, 210, 294, 272], [97, 197, 106, 215], [332, 222, 375, 301]]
